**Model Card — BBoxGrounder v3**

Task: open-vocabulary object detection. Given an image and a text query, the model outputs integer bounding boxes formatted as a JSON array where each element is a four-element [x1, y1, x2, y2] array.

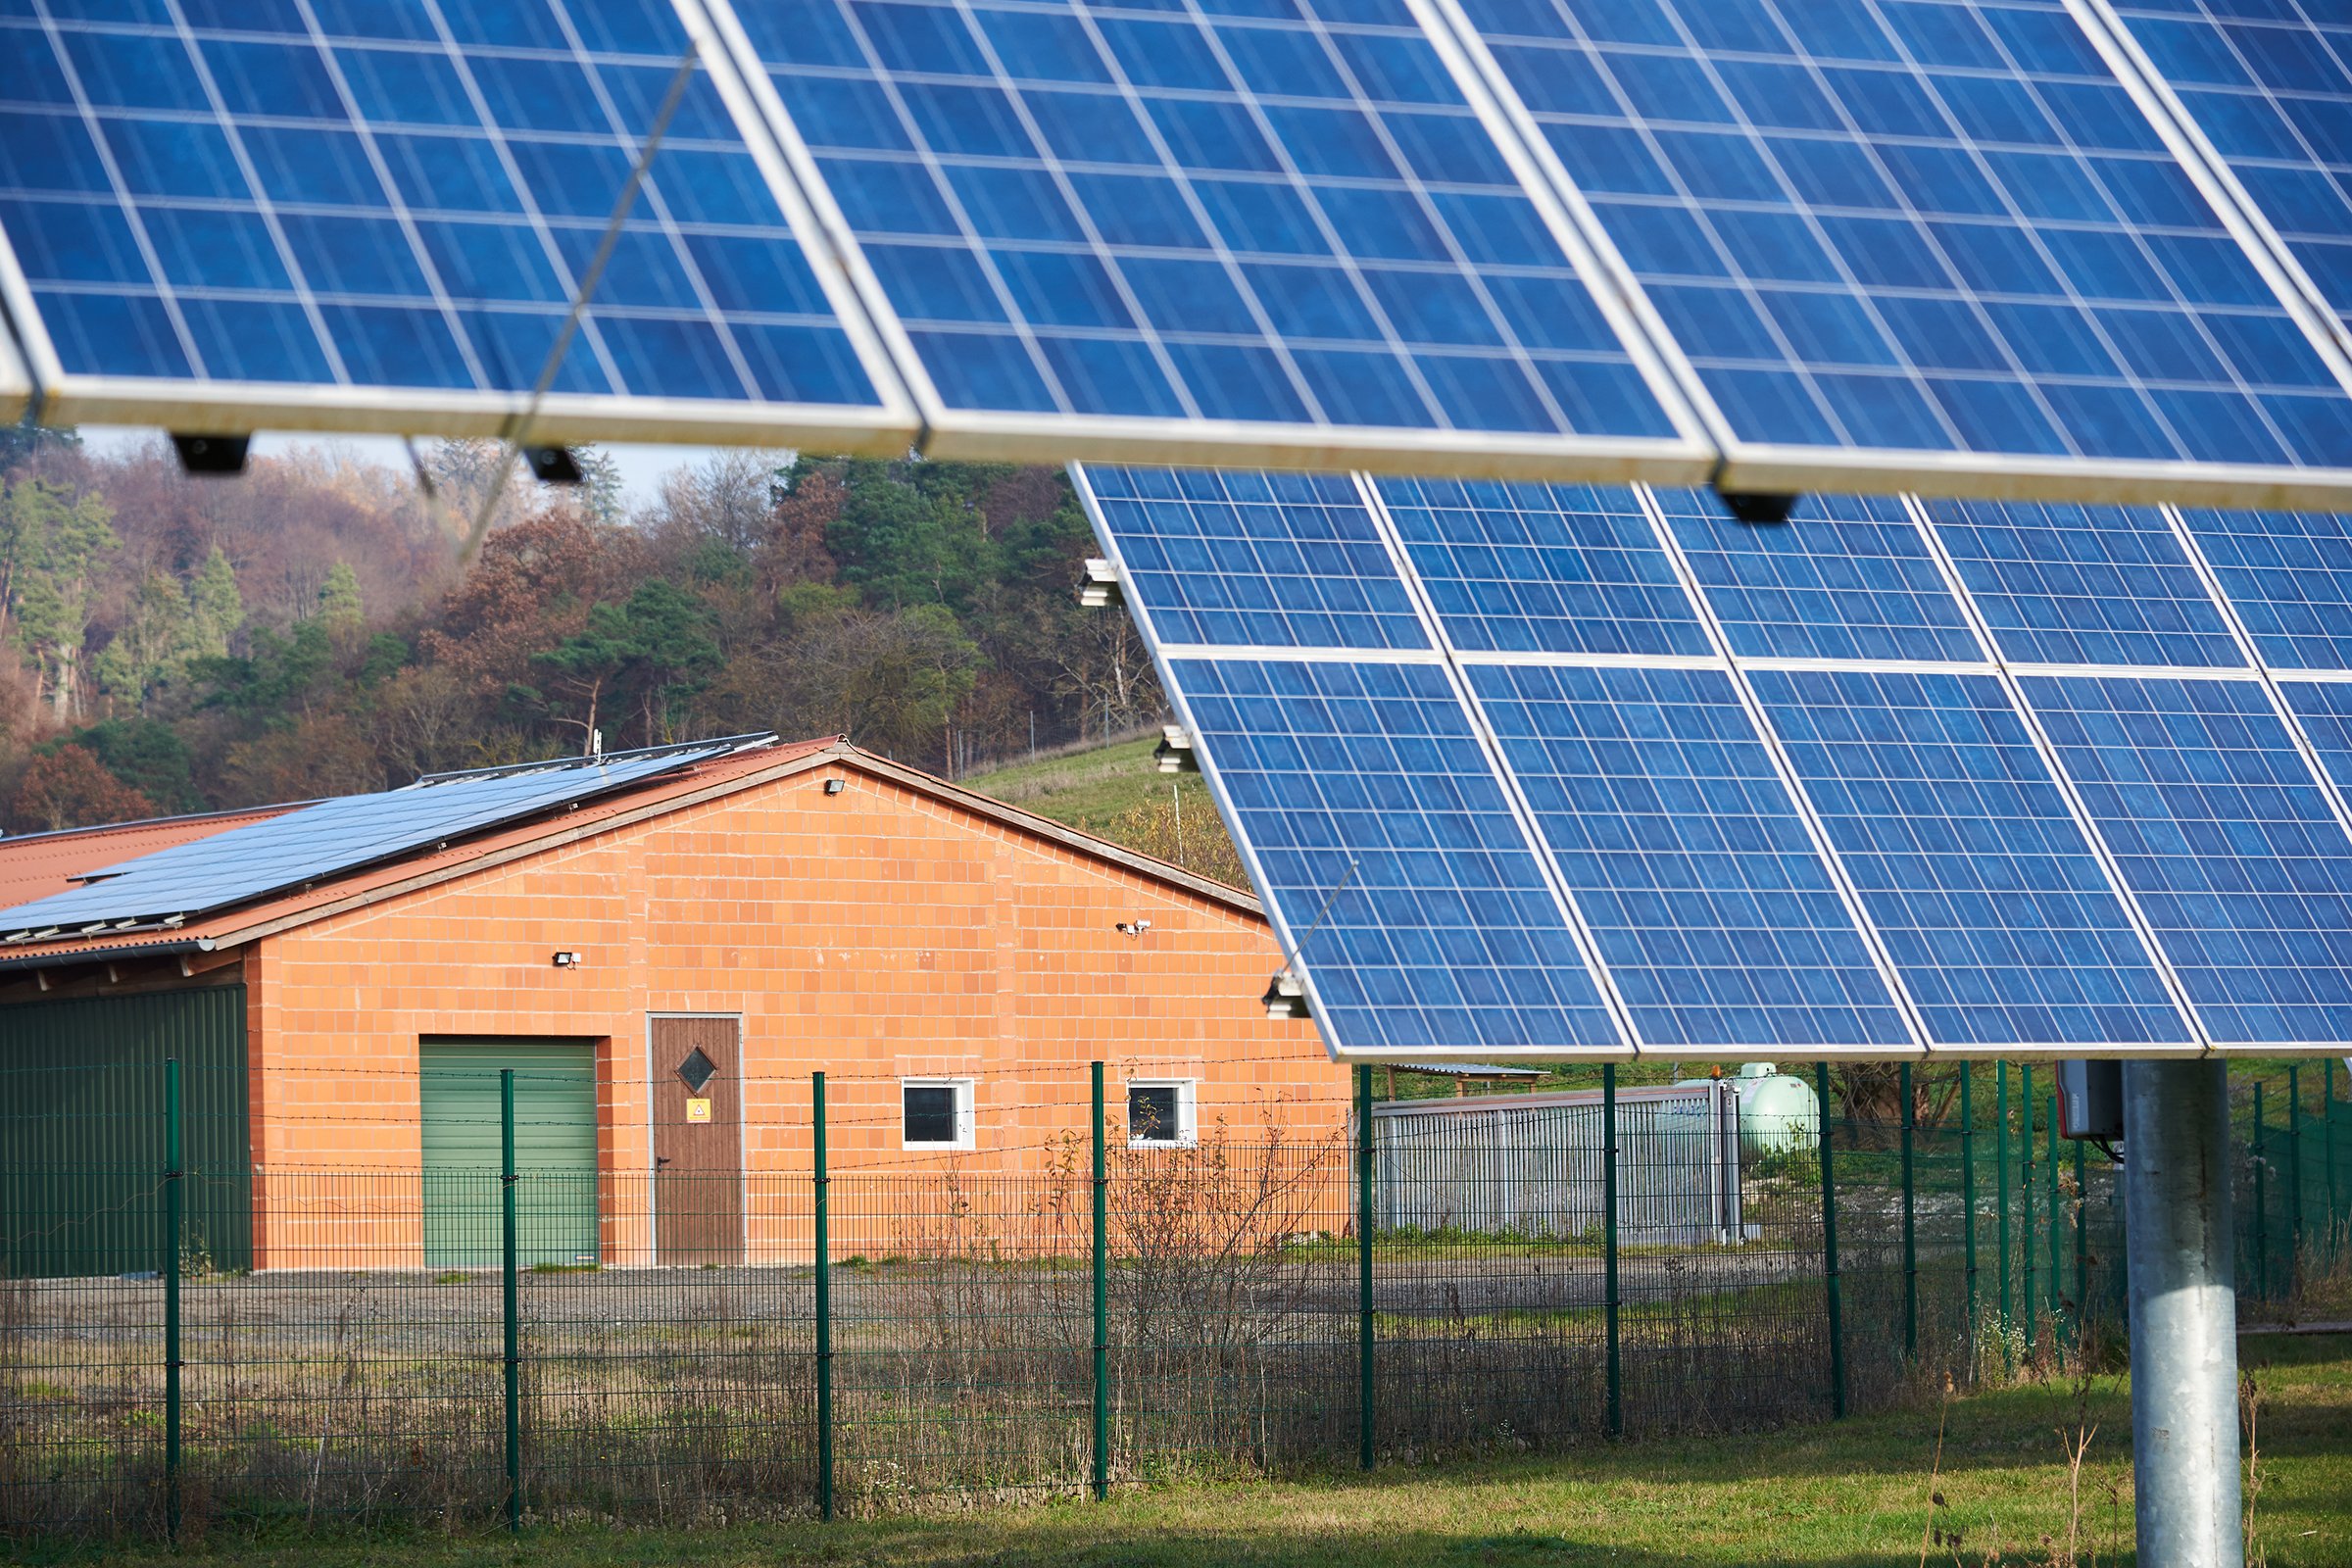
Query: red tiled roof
[[0, 806, 297, 910]]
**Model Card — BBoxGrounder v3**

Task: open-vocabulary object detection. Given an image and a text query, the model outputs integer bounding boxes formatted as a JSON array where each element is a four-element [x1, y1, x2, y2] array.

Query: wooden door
[[651, 1015, 743, 1265]]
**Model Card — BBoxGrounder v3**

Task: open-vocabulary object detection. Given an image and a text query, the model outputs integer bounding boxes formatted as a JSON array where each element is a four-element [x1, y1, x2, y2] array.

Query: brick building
[[0, 736, 1343, 1275]]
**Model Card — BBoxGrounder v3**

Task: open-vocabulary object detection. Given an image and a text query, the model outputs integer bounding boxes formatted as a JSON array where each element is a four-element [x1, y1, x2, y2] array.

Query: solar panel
[[2177, 508, 2352, 669], [1437, 0, 2352, 506], [1653, 487, 1981, 663], [701, 0, 1714, 479], [0, 0, 913, 448], [1920, 498, 2247, 667], [2020, 671, 2352, 1048], [0, 738, 750, 939], [2097, 1, 2352, 348], [1373, 476, 1710, 657], [1754, 665, 2193, 1049], [1169, 656, 1624, 1054], [1083, 466, 1426, 651], [1468, 661, 1912, 1050]]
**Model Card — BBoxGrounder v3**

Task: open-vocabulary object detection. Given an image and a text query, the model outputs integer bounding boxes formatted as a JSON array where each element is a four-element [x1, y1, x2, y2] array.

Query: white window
[[1126, 1079, 1198, 1148], [901, 1078, 975, 1151]]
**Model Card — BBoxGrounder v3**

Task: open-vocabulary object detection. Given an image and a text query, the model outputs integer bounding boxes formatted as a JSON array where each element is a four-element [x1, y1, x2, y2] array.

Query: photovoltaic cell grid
[[1922, 497, 2247, 666], [2178, 507, 2352, 669], [1446, 0, 2352, 478], [2023, 673, 2352, 1048], [2103, 0, 2352, 334], [1083, 466, 1427, 650], [1469, 662, 1911, 1050], [0, 0, 901, 439], [712, 0, 1697, 457], [1171, 657, 1622, 1053], [1752, 666, 2191, 1049], [1375, 475, 1710, 656], [0, 741, 738, 939]]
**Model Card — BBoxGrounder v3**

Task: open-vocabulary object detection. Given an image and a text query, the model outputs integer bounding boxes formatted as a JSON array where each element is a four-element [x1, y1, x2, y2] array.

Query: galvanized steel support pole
[[2023, 1065, 2036, 1351], [1355, 1064, 1375, 1471], [163, 1056, 181, 1543], [812, 1072, 833, 1521], [1996, 1062, 2012, 1358], [501, 1068, 521, 1534], [1899, 1061, 1917, 1358], [1815, 1062, 1844, 1419], [2123, 1060, 2241, 1568], [2286, 1064, 2304, 1290], [1960, 1064, 1978, 1355], [1091, 1061, 1109, 1501], [1602, 1063, 1621, 1439]]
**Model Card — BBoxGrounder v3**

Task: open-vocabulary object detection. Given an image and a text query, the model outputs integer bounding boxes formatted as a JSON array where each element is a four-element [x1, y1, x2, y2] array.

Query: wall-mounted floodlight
[[823, 778, 846, 796], [172, 433, 249, 475], [1078, 558, 1123, 609], [524, 446, 584, 484], [552, 951, 584, 968], [1115, 918, 1153, 939], [1262, 969, 1308, 1020], [1154, 725, 1197, 774]]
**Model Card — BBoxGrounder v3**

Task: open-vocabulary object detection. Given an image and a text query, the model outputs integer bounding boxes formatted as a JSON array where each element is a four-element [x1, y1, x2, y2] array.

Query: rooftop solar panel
[[1169, 655, 1625, 1054], [1439, 0, 2352, 507], [0, 738, 748, 939], [1373, 476, 1711, 657], [1652, 487, 1982, 663], [1082, 466, 1427, 651], [1921, 498, 2247, 666], [2021, 671, 2352, 1048], [704, 0, 1714, 480], [1469, 661, 1914, 1050], [0, 0, 913, 448], [1754, 665, 2194, 1049], [2177, 507, 2352, 670]]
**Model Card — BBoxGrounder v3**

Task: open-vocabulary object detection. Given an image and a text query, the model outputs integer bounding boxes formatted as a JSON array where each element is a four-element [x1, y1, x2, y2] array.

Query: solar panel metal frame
[[696, 0, 1719, 485], [1426, 0, 2352, 512], [0, 311, 25, 425], [0, 0, 919, 451]]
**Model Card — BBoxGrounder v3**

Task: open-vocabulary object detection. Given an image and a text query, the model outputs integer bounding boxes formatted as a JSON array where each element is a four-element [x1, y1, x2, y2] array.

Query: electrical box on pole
[[2057, 1060, 2123, 1142]]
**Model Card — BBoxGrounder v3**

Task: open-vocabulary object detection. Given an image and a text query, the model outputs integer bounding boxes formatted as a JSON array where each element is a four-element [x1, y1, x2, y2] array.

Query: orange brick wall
[[248, 762, 1348, 1268]]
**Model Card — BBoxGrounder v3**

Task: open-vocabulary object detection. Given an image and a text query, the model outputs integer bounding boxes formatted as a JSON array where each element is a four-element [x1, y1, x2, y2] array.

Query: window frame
[[1125, 1077, 1199, 1150], [900, 1077, 976, 1152]]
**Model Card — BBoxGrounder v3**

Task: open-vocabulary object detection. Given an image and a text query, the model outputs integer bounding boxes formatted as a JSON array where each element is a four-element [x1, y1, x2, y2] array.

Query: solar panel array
[[14, 0, 2352, 502], [1081, 461, 2352, 1058], [0, 737, 750, 940]]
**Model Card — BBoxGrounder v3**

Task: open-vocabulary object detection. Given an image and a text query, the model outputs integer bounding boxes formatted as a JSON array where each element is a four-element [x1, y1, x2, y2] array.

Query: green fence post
[[1356, 1064, 1375, 1471], [163, 1056, 182, 1543], [1899, 1061, 1917, 1359], [501, 1068, 521, 1534], [1815, 1062, 1844, 1420], [2328, 1060, 2340, 1261], [2251, 1081, 2269, 1301], [1603, 1063, 1621, 1440], [1960, 1063, 1978, 1359], [1091, 1061, 1109, 1501], [2022, 1065, 2036, 1353], [2073, 1135, 2088, 1347], [1996, 1062, 2012, 1360], [2287, 1063, 2304, 1289], [812, 1071, 833, 1522], [2046, 1097, 2062, 1350]]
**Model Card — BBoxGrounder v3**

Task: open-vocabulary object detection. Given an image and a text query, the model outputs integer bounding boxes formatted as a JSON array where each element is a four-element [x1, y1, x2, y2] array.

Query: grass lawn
[[962, 737, 1207, 830], [52, 1335, 2348, 1568]]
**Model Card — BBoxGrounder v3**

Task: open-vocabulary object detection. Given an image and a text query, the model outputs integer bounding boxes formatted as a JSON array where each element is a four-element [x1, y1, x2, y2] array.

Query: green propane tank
[[1671, 1063, 1819, 1157]]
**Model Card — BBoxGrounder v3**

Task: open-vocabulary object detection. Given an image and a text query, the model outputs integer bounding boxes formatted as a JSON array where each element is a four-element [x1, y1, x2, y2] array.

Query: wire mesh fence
[[0, 1058, 2345, 1543]]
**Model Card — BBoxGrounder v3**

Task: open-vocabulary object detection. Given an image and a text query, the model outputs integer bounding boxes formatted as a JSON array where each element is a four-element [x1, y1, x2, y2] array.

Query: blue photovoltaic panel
[[1086, 466, 1426, 651], [2275, 679, 2352, 815], [2177, 509, 2352, 670], [2106, 1, 2352, 336], [1754, 666, 2191, 1048], [0, 0, 892, 432], [0, 742, 735, 937], [1171, 657, 1621, 1053], [1374, 477, 1711, 656], [1452, 0, 2352, 474], [1469, 662, 1911, 1049], [2023, 672, 2352, 1046], [1923, 499, 2246, 666], [724, 0, 1690, 448], [1652, 488, 1981, 662]]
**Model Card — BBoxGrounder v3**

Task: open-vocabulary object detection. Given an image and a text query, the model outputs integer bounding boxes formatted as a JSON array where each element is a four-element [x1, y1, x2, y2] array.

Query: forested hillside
[[0, 423, 1165, 834]]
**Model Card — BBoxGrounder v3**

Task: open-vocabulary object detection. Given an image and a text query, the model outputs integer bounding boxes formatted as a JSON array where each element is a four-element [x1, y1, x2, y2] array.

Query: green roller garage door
[[419, 1040, 598, 1269]]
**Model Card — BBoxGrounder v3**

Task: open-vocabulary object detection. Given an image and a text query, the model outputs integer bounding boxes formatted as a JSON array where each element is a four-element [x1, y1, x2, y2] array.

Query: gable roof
[[0, 738, 1258, 970], [0, 804, 298, 911]]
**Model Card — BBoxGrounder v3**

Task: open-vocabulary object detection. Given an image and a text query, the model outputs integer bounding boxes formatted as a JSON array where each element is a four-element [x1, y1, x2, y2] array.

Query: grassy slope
[[68, 1337, 2351, 1568], [962, 738, 1217, 832]]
